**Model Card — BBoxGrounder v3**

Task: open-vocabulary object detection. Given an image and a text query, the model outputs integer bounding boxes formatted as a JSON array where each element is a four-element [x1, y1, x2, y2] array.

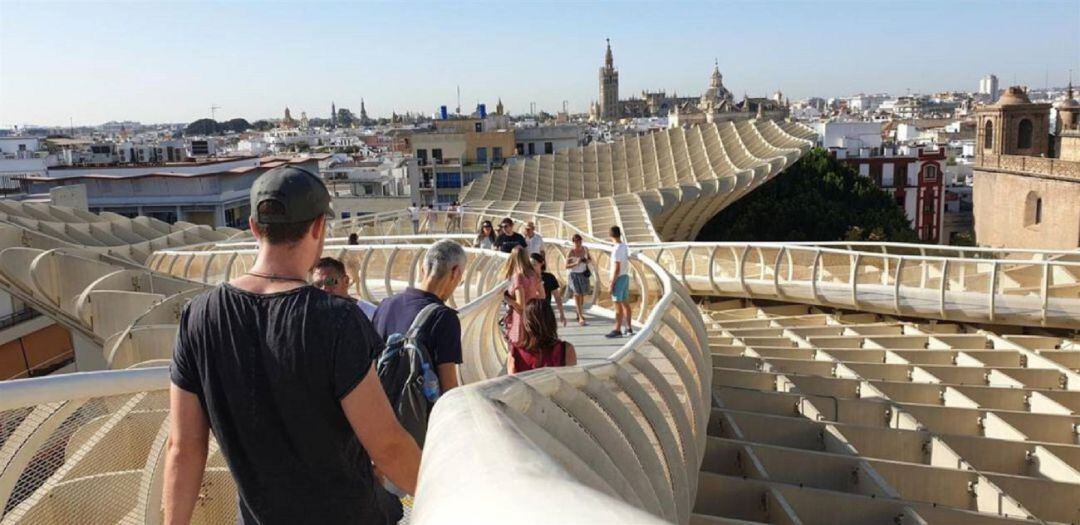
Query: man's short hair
[[313, 257, 346, 276], [255, 201, 317, 245], [500, 217, 513, 227], [424, 240, 467, 280], [609, 225, 622, 239]]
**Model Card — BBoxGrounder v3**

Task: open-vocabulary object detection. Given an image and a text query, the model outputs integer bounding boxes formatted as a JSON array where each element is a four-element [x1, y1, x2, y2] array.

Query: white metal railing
[[413, 242, 711, 524], [635, 243, 1080, 329], [0, 238, 711, 524]]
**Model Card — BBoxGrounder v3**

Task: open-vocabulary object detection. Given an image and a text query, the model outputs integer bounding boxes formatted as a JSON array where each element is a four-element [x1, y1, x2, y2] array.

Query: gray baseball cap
[[250, 166, 334, 224]]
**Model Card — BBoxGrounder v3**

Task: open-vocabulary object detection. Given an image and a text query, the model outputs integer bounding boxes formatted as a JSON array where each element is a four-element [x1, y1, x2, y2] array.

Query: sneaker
[[604, 330, 622, 338], [624, 328, 634, 336]]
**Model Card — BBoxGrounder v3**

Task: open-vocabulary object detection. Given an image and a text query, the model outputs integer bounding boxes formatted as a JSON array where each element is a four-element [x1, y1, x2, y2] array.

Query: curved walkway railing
[[413, 243, 711, 524], [0, 238, 711, 524], [636, 243, 1080, 329]]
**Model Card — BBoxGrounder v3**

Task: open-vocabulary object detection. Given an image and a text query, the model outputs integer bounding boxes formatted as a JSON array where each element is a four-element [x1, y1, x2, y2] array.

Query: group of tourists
[[165, 166, 634, 524], [407, 201, 463, 234]]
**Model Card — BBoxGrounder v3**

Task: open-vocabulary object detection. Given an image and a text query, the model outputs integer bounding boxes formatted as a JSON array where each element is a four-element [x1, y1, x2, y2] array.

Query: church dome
[[995, 86, 1032, 106]]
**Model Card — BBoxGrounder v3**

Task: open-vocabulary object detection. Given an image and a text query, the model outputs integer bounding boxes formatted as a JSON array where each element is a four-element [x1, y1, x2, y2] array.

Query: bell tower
[[975, 86, 1051, 160], [598, 38, 620, 121]]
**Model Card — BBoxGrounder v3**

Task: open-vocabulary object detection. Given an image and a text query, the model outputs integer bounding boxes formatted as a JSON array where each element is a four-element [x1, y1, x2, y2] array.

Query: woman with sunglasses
[[474, 221, 496, 250]]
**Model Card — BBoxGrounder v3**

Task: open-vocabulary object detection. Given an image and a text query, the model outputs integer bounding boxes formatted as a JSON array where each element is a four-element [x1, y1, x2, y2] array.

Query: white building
[[18, 156, 317, 227], [979, 74, 999, 101], [0, 137, 53, 190], [514, 124, 585, 156], [813, 121, 883, 154], [847, 94, 890, 114]]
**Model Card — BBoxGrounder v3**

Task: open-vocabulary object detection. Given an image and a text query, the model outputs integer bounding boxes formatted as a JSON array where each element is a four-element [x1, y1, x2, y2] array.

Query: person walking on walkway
[[531, 252, 566, 327], [312, 256, 377, 320], [372, 239, 465, 395], [503, 246, 544, 346], [166, 166, 420, 525], [424, 204, 438, 234], [605, 225, 633, 338], [565, 233, 593, 326], [507, 299, 577, 374], [407, 203, 420, 234]]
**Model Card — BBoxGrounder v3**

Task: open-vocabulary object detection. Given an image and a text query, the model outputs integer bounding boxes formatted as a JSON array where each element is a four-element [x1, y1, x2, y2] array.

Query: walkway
[[557, 302, 626, 364]]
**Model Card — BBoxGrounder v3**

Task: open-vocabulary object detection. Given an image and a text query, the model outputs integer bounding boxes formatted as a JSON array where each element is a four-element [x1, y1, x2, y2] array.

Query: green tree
[[252, 120, 274, 131], [337, 108, 356, 127], [697, 148, 918, 243], [184, 118, 219, 136], [222, 118, 252, 133]]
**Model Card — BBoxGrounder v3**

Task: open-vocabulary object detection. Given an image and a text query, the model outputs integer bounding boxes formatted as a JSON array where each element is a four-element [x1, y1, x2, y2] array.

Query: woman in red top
[[508, 299, 578, 374], [504, 246, 545, 345]]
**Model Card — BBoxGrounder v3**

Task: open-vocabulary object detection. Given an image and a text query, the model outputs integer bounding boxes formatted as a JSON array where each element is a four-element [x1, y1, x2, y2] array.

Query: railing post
[[893, 257, 905, 313], [680, 247, 692, 291], [1040, 263, 1051, 326], [737, 245, 751, 296], [811, 249, 822, 303], [988, 261, 998, 323], [939, 258, 949, 320], [707, 246, 721, 295], [850, 253, 861, 308], [772, 246, 786, 298]]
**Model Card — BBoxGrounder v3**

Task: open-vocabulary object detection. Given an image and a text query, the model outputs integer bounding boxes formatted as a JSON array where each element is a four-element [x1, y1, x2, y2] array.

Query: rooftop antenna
[[211, 104, 221, 121], [456, 86, 461, 115]]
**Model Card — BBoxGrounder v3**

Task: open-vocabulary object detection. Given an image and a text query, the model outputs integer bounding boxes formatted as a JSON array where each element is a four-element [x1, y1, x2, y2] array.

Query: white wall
[[816, 122, 883, 154]]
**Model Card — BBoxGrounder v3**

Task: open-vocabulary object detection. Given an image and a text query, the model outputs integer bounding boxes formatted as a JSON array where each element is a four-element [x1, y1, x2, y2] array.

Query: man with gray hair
[[372, 239, 465, 393]]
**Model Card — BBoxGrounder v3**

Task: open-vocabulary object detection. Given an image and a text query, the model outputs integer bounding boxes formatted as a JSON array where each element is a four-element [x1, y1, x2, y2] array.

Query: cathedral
[[591, 40, 788, 125]]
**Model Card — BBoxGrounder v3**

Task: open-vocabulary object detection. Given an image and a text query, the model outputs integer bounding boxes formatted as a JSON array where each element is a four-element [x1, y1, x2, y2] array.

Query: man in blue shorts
[[605, 225, 634, 338]]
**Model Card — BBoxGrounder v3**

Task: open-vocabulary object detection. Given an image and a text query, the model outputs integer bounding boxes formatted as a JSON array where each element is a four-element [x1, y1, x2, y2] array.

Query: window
[[527, 143, 536, 155], [435, 172, 462, 188], [474, 122, 482, 132], [1017, 118, 1033, 149], [1024, 192, 1043, 227], [493, 147, 503, 160], [544, 142, 554, 154], [924, 165, 937, 181], [984, 120, 993, 149], [432, 148, 443, 163], [476, 147, 487, 163], [417, 149, 428, 165]]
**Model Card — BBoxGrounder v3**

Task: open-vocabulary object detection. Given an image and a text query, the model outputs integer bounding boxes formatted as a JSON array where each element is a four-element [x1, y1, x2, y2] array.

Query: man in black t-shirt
[[493, 217, 527, 253], [166, 166, 421, 525]]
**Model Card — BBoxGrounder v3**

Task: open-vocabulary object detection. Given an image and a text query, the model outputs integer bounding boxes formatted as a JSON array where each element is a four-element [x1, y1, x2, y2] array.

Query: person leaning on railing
[[165, 166, 421, 525]]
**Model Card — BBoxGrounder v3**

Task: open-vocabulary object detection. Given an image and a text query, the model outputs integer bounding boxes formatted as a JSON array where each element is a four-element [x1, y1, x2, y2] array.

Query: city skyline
[[1, 0, 1077, 127]]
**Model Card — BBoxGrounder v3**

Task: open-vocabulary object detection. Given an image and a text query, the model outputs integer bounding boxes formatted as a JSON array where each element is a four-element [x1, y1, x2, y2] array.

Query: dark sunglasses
[[313, 276, 341, 287]]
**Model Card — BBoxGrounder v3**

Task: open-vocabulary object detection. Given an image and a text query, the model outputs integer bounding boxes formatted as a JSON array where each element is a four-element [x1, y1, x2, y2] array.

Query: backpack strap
[[406, 303, 443, 341]]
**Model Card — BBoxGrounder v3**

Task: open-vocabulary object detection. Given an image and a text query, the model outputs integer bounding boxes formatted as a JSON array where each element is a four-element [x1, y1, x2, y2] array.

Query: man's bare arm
[[437, 363, 459, 392], [341, 365, 422, 494], [164, 385, 210, 525]]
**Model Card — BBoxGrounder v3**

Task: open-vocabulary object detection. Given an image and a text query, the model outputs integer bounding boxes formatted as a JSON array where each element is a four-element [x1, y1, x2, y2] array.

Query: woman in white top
[[564, 233, 593, 326]]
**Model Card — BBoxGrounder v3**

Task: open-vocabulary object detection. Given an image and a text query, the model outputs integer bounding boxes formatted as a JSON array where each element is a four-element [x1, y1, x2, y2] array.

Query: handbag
[[580, 248, 592, 279]]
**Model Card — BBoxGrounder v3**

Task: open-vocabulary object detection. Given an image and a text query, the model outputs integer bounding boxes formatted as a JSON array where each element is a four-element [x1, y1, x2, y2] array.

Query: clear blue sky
[[1, 0, 1077, 126]]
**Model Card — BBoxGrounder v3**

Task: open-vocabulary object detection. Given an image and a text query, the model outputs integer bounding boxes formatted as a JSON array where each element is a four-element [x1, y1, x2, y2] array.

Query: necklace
[[246, 271, 309, 284]]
